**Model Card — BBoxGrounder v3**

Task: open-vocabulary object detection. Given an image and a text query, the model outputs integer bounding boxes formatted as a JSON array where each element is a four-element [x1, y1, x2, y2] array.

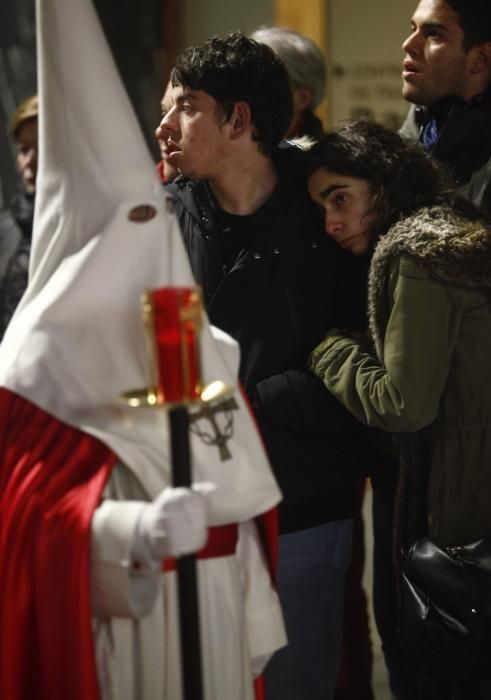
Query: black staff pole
[[169, 404, 204, 700]]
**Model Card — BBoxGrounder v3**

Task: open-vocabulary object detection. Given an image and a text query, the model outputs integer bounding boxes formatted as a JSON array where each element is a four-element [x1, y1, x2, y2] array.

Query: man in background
[[250, 26, 326, 141], [156, 80, 179, 183], [375, 3, 491, 697], [400, 0, 491, 212]]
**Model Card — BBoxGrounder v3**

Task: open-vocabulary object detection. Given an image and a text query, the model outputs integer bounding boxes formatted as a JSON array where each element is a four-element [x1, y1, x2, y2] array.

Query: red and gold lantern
[[142, 287, 203, 405]]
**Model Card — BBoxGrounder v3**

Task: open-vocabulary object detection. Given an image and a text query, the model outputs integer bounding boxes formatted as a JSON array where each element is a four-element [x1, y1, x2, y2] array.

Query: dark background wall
[[0, 0, 37, 210], [94, 0, 172, 158], [0, 0, 173, 211]]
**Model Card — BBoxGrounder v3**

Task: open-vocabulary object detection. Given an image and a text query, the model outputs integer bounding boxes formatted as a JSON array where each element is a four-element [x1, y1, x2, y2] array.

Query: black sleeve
[[252, 368, 361, 437], [331, 249, 370, 331], [253, 368, 400, 483]]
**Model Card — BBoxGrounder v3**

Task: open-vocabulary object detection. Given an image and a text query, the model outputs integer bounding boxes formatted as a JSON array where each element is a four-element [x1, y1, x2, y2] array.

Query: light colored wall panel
[[327, 0, 415, 128], [180, 0, 418, 131], [273, 0, 326, 49], [181, 0, 273, 47], [273, 0, 328, 124]]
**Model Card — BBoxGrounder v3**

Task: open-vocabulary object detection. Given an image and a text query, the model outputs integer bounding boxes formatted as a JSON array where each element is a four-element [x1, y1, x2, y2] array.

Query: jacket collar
[[415, 91, 491, 183], [367, 206, 491, 358], [167, 146, 315, 241]]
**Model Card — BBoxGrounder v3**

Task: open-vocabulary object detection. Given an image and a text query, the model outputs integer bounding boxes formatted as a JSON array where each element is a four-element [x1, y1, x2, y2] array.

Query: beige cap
[[9, 95, 38, 140]]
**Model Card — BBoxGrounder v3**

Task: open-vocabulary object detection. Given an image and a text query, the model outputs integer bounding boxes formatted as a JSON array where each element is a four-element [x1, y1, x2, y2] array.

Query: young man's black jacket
[[166, 148, 386, 533], [400, 92, 491, 215]]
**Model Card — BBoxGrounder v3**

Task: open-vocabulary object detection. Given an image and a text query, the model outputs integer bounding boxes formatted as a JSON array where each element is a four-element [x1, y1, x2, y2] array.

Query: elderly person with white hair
[[251, 26, 326, 140]]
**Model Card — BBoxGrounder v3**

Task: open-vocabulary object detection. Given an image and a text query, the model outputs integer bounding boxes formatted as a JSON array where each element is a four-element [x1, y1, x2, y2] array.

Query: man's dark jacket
[[400, 93, 491, 215], [166, 149, 376, 533]]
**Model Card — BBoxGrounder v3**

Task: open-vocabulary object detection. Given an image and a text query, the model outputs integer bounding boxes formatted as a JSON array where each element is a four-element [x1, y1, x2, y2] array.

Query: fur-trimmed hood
[[368, 206, 491, 358]]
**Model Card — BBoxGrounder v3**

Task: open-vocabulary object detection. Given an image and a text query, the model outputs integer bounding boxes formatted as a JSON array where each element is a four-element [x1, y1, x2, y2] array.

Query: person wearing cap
[[0, 95, 38, 339]]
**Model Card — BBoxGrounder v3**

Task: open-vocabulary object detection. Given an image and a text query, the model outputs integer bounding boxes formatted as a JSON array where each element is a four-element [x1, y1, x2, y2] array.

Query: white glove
[[133, 482, 215, 566]]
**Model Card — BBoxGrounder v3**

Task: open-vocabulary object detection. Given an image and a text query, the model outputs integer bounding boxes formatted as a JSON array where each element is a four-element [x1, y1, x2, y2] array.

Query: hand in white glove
[[134, 482, 215, 566]]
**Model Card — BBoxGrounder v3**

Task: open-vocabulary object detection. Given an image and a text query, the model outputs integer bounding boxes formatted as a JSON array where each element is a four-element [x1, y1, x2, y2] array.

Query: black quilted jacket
[[166, 148, 387, 532]]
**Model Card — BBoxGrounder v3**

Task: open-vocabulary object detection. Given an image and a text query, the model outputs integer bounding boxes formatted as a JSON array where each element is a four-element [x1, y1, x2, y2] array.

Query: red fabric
[[254, 675, 266, 700], [156, 159, 168, 184], [334, 481, 374, 700], [251, 507, 278, 700], [239, 383, 279, 581], [0, 388, 115, 700], [254, 507, 279, 583], [239, 383, 280, 700], [162, 523, 239, 571]]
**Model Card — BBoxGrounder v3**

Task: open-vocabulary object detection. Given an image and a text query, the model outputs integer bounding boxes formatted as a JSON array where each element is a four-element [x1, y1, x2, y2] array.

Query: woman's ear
[[370, 185, 388, 224]]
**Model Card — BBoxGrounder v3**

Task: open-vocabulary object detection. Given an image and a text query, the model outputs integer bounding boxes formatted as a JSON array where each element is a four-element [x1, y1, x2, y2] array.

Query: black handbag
[[401, 537, 491, 682]]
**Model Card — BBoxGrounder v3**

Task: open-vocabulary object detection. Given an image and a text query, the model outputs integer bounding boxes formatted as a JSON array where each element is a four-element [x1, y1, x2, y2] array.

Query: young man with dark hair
[[400, 0, 491, 212], [156, 31, 373, 700]]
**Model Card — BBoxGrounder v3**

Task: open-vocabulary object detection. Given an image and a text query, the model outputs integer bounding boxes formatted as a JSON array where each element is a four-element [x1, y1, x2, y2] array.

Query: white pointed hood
[[0, 0, 281, 524], [28, 0, 163, 290]]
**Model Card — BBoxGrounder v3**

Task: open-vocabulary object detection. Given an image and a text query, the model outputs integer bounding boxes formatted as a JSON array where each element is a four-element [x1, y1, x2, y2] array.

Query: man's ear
[[230, 101, 251, 137], [469, 42, 491, 75]]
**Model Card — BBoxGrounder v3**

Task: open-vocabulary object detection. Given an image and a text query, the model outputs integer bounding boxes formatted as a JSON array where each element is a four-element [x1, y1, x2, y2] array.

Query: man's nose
[[155, 120, 164, 141], [155, 109, 177, 142], [155, 116, 168, 141], [402, 30, 420, 55]]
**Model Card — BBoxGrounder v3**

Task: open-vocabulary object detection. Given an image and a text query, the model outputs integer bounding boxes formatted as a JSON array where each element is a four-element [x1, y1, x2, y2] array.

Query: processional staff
[[124, 286, 208, 700], [146, 287, 204, 700]]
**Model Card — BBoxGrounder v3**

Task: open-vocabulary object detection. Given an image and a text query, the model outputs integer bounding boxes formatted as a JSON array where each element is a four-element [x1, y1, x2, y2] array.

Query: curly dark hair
[[445, 0, 491, 50], [171, 32, 293, 156], [307, 120, 481, 242]]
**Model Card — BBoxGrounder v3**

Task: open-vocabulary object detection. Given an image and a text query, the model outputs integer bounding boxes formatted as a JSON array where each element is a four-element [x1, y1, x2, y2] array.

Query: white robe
[[91, 463, 286, 700]]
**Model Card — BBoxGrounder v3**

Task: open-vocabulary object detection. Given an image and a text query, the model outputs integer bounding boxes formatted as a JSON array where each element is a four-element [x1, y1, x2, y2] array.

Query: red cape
[[0, 386, 279, 700], [239, 384, 279, 700], [0, 388, 115, 700]]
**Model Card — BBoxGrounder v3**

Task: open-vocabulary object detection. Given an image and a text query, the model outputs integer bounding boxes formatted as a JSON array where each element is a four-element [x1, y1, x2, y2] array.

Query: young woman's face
[[308, 168, 376, 255]]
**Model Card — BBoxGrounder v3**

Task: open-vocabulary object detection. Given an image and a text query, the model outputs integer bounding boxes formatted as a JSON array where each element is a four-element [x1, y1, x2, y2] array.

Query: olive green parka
[[310, 206, 491, 547]]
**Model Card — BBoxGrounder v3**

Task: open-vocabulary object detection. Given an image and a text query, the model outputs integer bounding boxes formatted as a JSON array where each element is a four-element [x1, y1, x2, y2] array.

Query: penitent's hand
[[136, 483, 215, 562]]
